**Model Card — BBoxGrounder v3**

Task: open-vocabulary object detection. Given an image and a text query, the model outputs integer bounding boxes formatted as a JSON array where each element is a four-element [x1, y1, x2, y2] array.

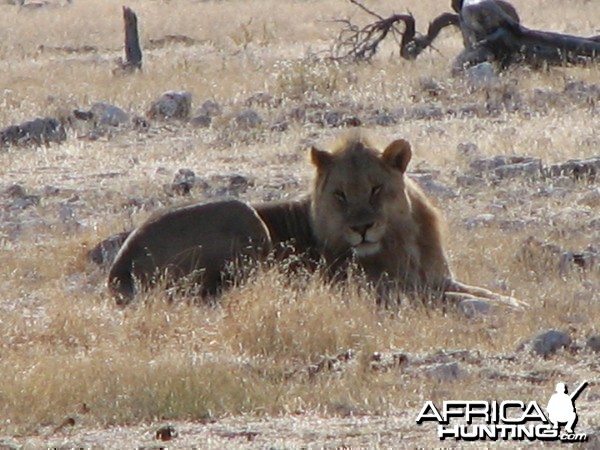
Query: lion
[[308, 134, 519, 307], [103, 133, 521, 309], [108, 200, 272, 303]]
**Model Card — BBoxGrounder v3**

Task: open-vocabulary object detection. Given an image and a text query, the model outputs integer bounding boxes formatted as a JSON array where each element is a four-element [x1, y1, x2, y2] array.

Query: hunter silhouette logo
[[546, 381, 588, 434], [416, 381, 589, 442]]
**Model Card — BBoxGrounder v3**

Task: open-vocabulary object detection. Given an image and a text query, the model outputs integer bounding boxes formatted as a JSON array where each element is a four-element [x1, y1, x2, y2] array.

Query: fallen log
[[454, 0, 600, 70], [333, 0, 600, 71]]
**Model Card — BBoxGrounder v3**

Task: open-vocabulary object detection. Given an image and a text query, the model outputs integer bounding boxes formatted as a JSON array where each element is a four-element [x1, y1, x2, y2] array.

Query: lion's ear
[[310, 146, 334, 170], [382, 139, 412, 173]]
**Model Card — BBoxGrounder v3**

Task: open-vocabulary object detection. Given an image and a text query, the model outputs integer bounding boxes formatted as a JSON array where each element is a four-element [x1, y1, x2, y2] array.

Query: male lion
[[103, 134, 520, 309]]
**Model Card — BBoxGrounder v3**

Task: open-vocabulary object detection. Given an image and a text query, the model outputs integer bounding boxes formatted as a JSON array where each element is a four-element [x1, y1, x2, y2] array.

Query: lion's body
[[108, 199, 272, 302], [104, 134, 521, 309]]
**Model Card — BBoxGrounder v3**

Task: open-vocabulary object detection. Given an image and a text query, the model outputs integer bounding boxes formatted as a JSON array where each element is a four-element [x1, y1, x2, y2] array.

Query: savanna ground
[[0, 0, 599, 447]]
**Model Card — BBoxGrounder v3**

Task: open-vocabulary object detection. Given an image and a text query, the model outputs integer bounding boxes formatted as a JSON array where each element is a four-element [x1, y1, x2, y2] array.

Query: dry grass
[[0, 0, 599, 447]]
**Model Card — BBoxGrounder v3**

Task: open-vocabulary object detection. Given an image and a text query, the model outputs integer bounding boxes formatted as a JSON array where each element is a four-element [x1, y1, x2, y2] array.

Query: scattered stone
[[190, 114, 212, 128], [457, 103, 489, 118], [465, 62, 497, 88], [559, 247, 597, 276], [198, 100, 222, 118], [418, 77, 444, 97], [546, 156, 600, 181], [426, 362, 465, 382], [456, 174, 484, 187], [494, 159, 543, 179], [410, 173, 458, 198], [517, 237, 598, 275], [369, 351, 409, 371], [370, 111, 398, 127], [9, 195, 41, 210], [409, 106, 444, 120], [191, 100, 222, 127], [74, 102, 130, 127], [170, 168, 197, 196], [155, 424, 178, 441], [5, 184, 26, 198], [470, 155, 539, 173], [458, 298, 492, 318], [43, 185, 60, 197], [563, 80, 600, 103], [87, 231, 131, 267], [147, 91, 192, 120], [530, 329, 572, 357], [270, 120, 289, 133], [322, 110, 362, 128], [586, 335, 600, 353], [234, 109, 262, 129], [217, 429, 259, 441], [0, 117, 66, 148]]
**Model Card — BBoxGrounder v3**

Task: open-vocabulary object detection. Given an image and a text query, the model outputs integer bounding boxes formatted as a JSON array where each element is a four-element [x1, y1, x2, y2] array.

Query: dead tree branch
[[333, 0, 600, 70], [332, 0, 460, 63]]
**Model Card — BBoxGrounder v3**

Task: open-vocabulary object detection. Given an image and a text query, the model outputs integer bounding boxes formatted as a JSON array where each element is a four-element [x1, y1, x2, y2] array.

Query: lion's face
[[310, 138, 413, 259]]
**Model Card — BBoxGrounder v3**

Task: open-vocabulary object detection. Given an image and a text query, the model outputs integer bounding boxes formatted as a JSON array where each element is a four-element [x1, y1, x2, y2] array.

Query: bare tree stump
[[115, 6, 142, 74]]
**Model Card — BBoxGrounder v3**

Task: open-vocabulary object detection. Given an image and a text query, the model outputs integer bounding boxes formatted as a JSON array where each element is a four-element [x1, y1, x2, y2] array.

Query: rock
[[530, 329, 572, 357], [74, 103, 130, 127], [419, 77, 444, 97], [563, 81, 600, 103], [0, 117, 66, 148], [198, 100, 222, 117], [470, 155, 539, 173], [87, 231, 131, 267], [234, 109, 262, 129], [311, 109, 362, 128], [370, 112, 398, 127], [409, 106, 444, 120], [456, 174, 484, 187], [190, 114, 212, 128], [147, 91, 192, 120], [170, 168, 197, 196], [494, 160, 543, 179], [546, 156, 600, 181], [559, 248, 597, 275], [9, 195, 40, 210], [586, 335, 600, 353], [270, 121, 289, 132], [155, 424, 178, 441], [5, 184, 26, 198], [458, 298, 492, 318], [426, 362, 465, 382], [465, 62, 497, 88], [410, 173, 458, 199], [210, 174, 252, 197]]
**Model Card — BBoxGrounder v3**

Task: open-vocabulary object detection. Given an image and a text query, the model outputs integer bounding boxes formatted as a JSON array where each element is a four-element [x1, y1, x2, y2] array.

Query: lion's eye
[[334, 190, 347, 204], [371, 185, 383, 199]]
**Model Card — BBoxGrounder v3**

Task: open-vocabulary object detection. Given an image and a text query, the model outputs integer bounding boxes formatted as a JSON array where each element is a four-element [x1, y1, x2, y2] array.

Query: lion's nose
[[351, 222, 374, 238]]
